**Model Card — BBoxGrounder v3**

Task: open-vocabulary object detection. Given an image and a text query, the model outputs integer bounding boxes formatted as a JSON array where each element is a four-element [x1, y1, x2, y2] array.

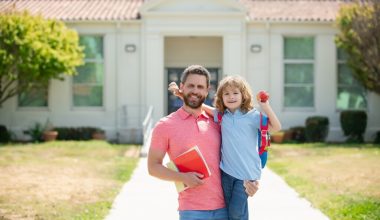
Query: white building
[[0, 0, 379, 143]]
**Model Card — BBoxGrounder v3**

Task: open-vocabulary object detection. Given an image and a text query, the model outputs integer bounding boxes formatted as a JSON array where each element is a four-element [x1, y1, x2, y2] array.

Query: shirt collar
[[178, 107, 210, 120], [225, 108, 243, 116]]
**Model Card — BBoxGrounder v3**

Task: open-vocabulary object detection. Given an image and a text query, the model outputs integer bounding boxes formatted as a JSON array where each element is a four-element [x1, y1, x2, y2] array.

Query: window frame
[[283, 36, 315, 110], [71, 34, 105, 110], [16, 82, 50, 110], [336, 48, 367, 111]]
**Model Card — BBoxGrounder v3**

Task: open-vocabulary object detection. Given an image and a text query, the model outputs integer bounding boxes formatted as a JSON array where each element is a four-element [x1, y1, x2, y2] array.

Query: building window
[[18, 86, 48, 107], [336, 48, 366, 110], [73, 36, 104, 107], [283, 37, 314, 108]]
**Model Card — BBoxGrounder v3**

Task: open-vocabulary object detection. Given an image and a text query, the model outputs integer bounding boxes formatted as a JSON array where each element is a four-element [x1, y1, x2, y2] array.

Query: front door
[[167, 68, 219, 114]]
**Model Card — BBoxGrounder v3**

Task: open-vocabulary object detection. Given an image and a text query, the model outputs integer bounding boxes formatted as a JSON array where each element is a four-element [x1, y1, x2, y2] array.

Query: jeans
[[221, 170, 249, 220], [179, 207, 228, 220]]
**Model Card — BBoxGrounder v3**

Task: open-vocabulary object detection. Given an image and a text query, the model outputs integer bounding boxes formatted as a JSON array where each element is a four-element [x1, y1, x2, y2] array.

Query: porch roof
[[0, 0, 350, 22]]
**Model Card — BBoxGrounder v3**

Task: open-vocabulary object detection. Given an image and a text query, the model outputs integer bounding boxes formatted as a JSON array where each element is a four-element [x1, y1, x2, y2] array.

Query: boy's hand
[[256, 90, 269, 103], [244, 180, 259, 197], [168, 82, 184, 99]]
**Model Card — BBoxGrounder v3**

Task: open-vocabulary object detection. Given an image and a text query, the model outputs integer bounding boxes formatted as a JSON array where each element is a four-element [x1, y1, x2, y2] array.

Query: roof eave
[[62, 19, 142, 24]]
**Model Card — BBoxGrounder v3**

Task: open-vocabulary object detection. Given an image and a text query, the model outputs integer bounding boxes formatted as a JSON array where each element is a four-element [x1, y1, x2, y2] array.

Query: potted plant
[[42, 119, 58, 142], [92, 128, 106, 140], [271, 131, 285, 143], [24, 122, 44, 142]]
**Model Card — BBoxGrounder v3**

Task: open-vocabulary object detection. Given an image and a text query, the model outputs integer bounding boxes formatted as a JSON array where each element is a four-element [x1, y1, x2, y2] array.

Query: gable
[[140, 0, 246, 15]]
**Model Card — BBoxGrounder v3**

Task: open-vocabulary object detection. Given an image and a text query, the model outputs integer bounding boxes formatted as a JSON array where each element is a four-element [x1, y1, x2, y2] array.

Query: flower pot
[[43, 131, 58, 142], [92, 132, 106, 140], [271, 132, 285, 143]]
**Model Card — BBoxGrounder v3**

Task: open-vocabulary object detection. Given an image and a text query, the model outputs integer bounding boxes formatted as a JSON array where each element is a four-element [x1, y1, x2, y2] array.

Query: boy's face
[[180, 74, 208, 109], [222, 86, 242, 113]]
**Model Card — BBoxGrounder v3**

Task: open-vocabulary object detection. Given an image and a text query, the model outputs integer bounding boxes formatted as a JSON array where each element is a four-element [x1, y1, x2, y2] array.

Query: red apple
[[258, 90, 269, 103]]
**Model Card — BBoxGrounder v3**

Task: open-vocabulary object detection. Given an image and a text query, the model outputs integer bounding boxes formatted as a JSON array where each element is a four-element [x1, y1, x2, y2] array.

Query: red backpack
[[214, 111, 270, 168]]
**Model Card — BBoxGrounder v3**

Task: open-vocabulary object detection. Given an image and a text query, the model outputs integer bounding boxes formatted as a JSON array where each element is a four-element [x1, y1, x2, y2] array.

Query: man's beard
[[183, 93, 206, 109]]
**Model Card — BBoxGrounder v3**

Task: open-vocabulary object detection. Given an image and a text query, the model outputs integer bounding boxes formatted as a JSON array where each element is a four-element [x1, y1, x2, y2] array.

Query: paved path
[[106, 157, 329, 220]]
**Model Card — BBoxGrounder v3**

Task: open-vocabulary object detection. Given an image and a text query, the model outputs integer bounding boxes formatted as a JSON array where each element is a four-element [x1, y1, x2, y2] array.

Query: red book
[[173, 146, 211, 178], [166, 146, 211, 192]]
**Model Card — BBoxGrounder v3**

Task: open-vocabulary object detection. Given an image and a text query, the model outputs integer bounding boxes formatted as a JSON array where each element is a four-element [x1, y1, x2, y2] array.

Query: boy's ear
[[180, 82, 184, 90]]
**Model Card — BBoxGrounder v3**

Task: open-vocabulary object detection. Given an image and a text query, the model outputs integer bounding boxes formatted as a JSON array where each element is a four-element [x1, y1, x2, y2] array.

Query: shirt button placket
[[195, 118, 200, 132]]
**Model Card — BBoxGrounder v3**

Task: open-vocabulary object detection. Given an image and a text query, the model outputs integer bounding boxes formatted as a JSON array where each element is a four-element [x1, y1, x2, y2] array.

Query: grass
[[268, 143, 380, 220], [0, 141, 139, 220]]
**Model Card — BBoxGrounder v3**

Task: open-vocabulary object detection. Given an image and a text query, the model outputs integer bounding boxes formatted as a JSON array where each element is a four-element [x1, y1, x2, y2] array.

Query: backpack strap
[[259, 112, 270, 155]]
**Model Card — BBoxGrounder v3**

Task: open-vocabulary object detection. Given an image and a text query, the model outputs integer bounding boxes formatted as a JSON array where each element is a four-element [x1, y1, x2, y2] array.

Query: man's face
[[180, 74, 208, 109]]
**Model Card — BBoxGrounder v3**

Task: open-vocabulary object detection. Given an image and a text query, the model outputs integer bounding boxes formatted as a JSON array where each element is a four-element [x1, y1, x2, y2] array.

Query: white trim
[[139, 0, 166, 13], [65, 20, 142, 25], [142, 12, 245, 17], [247, 20, 335, 25], [139, 0, 246, 15]]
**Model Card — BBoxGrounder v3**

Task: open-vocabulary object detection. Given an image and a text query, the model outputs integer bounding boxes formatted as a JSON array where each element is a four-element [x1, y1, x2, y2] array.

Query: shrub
[[289, 126, 306, 143], [305, 116, 329, 142], [0, 9, 84, 106], [373, 131, 380, 144], [55, 127, 99, 140], [0, 125, 11, 143], [340, 110, 367, 143]]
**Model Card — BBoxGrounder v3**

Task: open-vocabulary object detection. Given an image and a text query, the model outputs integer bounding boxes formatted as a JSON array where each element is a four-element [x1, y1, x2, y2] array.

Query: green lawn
[[0, 141, 139, 220], [268, 143, 380, 220]]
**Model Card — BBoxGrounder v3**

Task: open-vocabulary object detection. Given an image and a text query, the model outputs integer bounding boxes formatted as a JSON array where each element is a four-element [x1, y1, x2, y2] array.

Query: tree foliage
[[0, 8, 84, 106], [335, 1, 380, 95]]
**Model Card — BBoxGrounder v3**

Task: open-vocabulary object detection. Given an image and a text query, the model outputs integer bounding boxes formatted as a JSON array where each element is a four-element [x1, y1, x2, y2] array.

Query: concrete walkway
[[106, 157, 330, 220]]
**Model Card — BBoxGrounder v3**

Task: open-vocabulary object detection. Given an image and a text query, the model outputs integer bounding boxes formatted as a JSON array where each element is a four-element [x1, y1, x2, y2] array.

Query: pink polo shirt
[[150, 107, 225, 211]]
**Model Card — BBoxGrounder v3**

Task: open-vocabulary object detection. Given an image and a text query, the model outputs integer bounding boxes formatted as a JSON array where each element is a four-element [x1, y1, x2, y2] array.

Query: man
[[148, 65, 258, 220]]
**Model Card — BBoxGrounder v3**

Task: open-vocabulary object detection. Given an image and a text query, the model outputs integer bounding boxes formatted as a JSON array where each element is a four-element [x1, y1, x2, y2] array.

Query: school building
[[0, 0, 379, 143]]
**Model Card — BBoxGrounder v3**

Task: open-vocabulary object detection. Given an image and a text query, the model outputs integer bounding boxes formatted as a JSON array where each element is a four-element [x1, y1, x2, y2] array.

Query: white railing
[[140, 106, 154, 157]]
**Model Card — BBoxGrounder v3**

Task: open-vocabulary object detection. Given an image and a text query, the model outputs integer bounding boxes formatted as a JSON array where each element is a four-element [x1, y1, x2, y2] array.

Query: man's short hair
[[181, 65, 211, 87]]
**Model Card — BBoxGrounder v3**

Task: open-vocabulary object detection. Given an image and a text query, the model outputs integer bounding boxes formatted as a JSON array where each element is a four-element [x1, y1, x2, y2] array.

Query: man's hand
[[244, 180, 259, 197], [181, 172, 204, 188], [168, 82, 184, 100]]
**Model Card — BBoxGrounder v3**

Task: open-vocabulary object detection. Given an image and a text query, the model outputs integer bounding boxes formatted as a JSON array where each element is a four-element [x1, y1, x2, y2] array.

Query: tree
[[0, 8, 84, 106], [335, 1, 380, 95]]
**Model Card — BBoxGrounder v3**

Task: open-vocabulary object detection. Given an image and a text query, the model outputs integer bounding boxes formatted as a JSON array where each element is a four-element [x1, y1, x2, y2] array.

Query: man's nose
[[191, 87, 201, 94]]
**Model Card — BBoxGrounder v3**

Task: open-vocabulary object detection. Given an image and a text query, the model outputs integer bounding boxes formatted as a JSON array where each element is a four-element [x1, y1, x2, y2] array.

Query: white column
[[145, 34, 165, 120], [223, 34, 244, 77]]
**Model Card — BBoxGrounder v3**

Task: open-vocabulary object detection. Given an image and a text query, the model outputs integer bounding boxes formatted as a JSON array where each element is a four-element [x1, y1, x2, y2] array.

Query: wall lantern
[[125, 44, 136, 53], [250, 44, 262, 53]]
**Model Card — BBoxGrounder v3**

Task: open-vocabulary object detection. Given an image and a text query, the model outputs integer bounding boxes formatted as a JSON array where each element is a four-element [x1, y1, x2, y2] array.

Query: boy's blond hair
[[214, 75, 254, 113]]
